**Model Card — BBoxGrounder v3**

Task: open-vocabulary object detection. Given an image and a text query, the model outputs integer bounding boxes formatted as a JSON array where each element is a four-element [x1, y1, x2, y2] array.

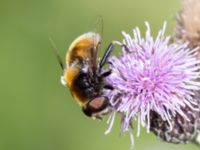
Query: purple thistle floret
[[105, 22, 200, 141]]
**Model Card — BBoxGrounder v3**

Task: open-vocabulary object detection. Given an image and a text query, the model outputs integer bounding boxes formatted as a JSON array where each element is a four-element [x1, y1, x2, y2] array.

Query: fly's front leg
[[99, 41, 122, 71]]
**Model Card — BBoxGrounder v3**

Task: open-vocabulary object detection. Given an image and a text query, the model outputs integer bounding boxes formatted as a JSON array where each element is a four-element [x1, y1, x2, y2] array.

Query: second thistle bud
[[175, 0, 200, 58]]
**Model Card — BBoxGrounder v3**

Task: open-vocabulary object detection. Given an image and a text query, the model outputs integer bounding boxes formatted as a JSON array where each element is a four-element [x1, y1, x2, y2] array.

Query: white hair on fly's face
[[60, 76, 66, 86]]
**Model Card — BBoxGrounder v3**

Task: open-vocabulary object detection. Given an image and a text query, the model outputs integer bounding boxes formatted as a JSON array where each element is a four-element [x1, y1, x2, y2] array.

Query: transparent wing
[[89, 16, 104, 69], [90, 16, 104, 42]]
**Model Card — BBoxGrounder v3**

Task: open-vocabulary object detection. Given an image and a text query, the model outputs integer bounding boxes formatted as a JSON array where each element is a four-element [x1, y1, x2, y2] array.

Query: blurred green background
[[0, 0, 199, 150]]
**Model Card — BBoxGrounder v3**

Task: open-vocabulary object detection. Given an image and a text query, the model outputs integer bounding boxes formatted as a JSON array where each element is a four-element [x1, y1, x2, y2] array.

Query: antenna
[[49, 37, 64, 70]]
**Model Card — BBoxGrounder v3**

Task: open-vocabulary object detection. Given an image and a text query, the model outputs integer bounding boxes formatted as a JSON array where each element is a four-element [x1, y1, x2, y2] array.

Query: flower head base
[[105, 22, 200, 139]]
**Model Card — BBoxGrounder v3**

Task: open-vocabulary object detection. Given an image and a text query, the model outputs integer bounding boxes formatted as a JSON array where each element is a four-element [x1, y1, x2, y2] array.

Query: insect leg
[[49, 37, 64, 70], [99, 41, 127, 69], [99, 42, 114, 69], [101, 69, 112, 77], [103, 84, 114, 90]]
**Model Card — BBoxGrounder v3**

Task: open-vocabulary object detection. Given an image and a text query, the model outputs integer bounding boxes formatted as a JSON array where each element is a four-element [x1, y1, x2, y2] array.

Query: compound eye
[[82, 97, 108, 117], [88, 97, 108, 110]]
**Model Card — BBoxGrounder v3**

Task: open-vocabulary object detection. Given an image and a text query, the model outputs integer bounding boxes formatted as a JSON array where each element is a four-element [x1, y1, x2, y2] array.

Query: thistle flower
[[104, 22, 200, 146]]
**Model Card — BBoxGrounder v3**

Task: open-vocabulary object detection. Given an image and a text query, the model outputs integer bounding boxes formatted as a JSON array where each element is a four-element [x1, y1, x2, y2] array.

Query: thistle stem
[[192, 133, 200, 147]]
